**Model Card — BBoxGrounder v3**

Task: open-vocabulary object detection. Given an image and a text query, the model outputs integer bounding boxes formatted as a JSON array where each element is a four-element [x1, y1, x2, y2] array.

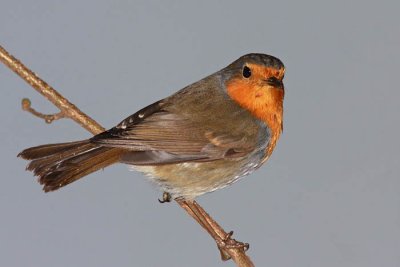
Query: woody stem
[[177, 199, 253, 265]]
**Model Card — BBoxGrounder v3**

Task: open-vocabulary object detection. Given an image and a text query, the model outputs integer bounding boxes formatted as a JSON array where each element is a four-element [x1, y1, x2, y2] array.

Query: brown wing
[[90, 100, 255, 165]]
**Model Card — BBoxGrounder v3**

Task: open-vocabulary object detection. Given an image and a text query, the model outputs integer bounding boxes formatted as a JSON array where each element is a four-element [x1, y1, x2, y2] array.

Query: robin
[[19, 53, 285, 200]]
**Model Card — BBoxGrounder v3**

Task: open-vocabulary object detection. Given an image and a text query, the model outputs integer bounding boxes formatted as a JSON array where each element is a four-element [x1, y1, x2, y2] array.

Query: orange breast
[[226, 76, 284, 161]]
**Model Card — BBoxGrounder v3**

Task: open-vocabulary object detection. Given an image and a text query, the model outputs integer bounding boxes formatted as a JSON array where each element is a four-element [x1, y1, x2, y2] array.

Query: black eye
[[242, 66, 251, 78]]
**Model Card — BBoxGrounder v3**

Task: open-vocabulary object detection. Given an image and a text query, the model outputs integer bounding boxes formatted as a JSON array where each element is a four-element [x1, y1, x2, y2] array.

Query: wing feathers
[[90, 100, 257, 165]]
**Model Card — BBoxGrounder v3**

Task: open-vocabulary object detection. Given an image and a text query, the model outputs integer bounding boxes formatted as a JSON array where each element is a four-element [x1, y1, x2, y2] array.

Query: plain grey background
[[1, 1, 399, 266]]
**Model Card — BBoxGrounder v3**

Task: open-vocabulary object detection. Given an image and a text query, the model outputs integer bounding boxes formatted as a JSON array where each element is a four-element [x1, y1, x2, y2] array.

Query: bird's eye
[[242, 66, 251, 78]]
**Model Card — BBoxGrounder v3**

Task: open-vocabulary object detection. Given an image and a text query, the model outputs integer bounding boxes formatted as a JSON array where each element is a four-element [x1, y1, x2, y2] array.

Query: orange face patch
[[226, 65, 284, 125]]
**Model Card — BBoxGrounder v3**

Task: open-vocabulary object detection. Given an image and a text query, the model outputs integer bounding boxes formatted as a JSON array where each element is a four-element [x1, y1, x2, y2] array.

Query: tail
[[18, 140, 123, 192]]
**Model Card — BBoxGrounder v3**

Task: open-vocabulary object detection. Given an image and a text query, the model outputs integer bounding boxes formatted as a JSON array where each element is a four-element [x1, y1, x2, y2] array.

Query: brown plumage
[[19, 53, 285, 199], [19, 141, 123, 192]]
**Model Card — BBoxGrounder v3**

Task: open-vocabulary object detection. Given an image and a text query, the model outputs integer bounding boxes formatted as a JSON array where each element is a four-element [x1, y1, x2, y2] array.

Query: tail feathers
[[18, 140, 123, 192]]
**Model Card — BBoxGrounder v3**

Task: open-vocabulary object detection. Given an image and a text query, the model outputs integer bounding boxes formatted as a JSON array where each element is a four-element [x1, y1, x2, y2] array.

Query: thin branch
[[21, 98, 66, 123], [1, 44, 255, 266], [177, 199, 254, 266], [0, 45, 103, 135]]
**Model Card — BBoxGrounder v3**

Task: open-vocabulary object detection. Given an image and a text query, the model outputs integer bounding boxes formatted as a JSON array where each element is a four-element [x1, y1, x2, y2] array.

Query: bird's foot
[[216, 231, 249, 261], [158, 192, 171, 203]]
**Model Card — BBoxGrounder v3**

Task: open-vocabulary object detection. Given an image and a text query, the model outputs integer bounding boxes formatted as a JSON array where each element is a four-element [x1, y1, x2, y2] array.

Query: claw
[[158, 192, 171, 203], [225, 231, 234, 240]]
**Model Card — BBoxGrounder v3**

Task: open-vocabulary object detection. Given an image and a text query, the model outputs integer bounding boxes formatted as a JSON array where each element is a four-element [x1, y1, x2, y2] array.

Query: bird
[[18, 53, 285, 200]]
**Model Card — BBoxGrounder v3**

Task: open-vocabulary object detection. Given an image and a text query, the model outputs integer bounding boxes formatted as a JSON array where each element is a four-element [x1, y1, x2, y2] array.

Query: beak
[[264, 77, 283, 89]]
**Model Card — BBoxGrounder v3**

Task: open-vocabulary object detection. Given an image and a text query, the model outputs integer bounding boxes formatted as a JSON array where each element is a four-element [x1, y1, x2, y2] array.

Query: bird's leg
[[158, 192, 171, 203], [176, 199, 248, 261]]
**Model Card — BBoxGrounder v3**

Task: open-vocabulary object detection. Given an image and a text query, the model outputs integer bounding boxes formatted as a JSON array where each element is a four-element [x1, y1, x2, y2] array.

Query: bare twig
[[0, 45, 104, 135], [21, 98, 66, 123], [1, 44, 255, 266], [177, 199, 254, 266]]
